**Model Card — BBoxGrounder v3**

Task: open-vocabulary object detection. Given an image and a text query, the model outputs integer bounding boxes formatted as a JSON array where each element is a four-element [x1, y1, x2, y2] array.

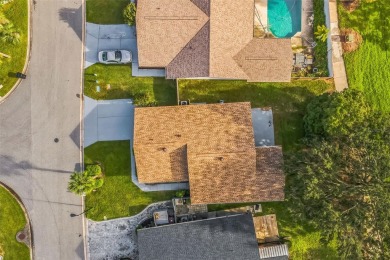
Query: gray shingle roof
[[138, 214, 261, 260]]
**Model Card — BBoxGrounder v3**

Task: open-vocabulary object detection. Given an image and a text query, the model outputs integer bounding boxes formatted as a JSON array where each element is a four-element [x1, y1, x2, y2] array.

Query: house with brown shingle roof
[[136, 0, 293, 82], [133, 102, 285, 205]]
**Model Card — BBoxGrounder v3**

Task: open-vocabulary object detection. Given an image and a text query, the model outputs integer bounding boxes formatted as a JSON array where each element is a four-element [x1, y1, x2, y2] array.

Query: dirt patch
[[341, 0, 360, 12], [340, 28, 363, 53]]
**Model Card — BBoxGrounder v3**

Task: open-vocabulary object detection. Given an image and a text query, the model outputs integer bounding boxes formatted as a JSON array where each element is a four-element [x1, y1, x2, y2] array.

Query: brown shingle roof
[[166, 21, 210, 79], [136, 0, 292, 82], [133, 103, 255, 184], [208, 0, 254, 79], [136, 0, 209, 68], [189, 146, 284, 204], [234, 38, 293, 82]]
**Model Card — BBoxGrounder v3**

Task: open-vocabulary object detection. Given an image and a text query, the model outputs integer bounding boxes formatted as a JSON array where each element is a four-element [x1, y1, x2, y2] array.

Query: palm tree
[[68, 165, 104, 195], [315, 25, 329, 42]]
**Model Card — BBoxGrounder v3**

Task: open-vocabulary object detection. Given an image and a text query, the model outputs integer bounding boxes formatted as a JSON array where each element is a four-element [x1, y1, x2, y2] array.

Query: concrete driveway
[[84, 96, 134, 147], [85, 23, 165, 77], [0, 1, 84, 259]]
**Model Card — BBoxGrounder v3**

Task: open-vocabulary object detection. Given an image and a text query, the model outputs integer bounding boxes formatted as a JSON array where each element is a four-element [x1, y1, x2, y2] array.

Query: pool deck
[[327, 0, 348, 91], [254, 0, 268, 31]]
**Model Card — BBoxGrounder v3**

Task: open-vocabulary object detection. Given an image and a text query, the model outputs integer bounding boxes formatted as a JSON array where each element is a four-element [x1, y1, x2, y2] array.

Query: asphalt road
[[0, 0, 84, 259]]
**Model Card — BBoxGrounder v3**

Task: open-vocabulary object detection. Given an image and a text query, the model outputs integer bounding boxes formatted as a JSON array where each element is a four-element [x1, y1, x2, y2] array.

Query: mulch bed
[[341, 0, 360, 12], [340, 28, 363, 53]]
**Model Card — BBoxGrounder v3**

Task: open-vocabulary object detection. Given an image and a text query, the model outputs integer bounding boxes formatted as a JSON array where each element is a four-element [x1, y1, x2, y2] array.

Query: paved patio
[[87, 201, 172, 260], [251, 108, 275, 146], [85, 23, 165, 77]]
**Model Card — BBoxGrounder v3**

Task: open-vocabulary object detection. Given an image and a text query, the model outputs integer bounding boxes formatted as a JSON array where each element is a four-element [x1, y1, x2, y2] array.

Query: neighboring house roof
[[133, 102, 255, 183], [133, 103, 285, 204], [137, 214, 261, 260], [208, 0, 253, 80], [234, 38, 293, 82], [136, 0, 292, 82], [136, 0, 209, 68]]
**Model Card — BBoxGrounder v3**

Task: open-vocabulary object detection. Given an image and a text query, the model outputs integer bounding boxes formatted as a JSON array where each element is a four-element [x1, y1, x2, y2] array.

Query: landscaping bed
[[0, 185, 30, 259], [0, 0, 28, 97], [84, 141, 176, 221], [178, 79, 334, 150], [84, 64, 177, 105], [338, 0, 390, 111]]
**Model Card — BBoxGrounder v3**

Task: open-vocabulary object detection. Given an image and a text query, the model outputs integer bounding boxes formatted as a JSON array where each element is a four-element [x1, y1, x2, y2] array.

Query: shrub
[[123, 3, 136, 26]]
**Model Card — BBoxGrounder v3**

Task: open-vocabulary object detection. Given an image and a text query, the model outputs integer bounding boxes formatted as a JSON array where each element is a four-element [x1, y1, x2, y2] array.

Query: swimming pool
[[268, 0, 301, 38]]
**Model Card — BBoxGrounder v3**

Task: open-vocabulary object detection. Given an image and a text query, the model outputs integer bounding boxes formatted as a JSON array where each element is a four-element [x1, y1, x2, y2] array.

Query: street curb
[[0, 182, 34, 260], [0, 0, 32, 104]]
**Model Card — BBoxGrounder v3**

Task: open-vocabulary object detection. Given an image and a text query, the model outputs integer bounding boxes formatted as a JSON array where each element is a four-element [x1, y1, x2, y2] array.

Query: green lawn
[[84, 64, 177, 105], [0, 0, 28, 97], [338, 0, 390, 111], [86, 0, 129, 24], [84, 141, 176, 221], [0, 185, 30, 259], [179, 79, 334, 150]]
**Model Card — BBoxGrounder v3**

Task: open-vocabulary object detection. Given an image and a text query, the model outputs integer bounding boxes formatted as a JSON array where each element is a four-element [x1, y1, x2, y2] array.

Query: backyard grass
[[338, 0, 390, 111], [179, 79, 334, 150], [84, 64, 177, 105], [86, 0, 129, 24], [0, 185, 30, 259], [0, 0, 28, 97], [84, 141, 176, 221]]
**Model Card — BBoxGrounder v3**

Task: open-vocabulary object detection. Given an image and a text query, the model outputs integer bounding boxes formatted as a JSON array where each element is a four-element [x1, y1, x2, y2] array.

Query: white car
[[98, 50, 132, 64]]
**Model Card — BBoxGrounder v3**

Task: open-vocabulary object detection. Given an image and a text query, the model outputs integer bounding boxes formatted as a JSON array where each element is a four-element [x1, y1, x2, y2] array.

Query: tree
[[304, 89, 372, 137], [315, 24, 329, 42], [123, 3, 136, 26], [68, 165, 104, 195], [286, 89, 390, 259]]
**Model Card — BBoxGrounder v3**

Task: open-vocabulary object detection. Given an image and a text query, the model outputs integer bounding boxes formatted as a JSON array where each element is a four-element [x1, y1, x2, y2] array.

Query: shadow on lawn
[[152, 77, 177, 106]]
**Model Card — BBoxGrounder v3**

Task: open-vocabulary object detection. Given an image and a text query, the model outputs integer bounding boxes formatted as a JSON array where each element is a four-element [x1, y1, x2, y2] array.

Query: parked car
[[98, 50, 132, 64]]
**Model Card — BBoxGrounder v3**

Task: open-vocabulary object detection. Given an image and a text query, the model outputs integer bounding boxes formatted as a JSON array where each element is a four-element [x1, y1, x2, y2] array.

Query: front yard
[[84, 64, 177, 105], [338, 1, 390, 111], [84, 141, 176, 221], [0, 185, 30, 259], [86, 0, 129, 24], [0, 0, 28, 97]]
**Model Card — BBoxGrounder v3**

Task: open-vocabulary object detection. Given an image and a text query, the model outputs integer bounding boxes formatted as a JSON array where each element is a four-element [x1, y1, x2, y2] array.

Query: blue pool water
[[268, 0, 302, 38]]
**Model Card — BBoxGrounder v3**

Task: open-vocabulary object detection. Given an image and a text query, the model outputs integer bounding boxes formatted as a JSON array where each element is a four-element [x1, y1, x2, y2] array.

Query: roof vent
[[217, 156, 224, 161], [158, 147, 168, 152], [175, 134, 181, 138]]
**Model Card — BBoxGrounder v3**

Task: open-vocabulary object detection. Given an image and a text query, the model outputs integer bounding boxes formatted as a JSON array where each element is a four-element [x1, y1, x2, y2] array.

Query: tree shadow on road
[[58, 6, 83, 41]]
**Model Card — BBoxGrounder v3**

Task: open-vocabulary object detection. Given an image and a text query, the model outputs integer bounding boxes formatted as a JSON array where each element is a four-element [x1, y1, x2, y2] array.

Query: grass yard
[[0, 0, 28, 97], [84, 141, 176, 221], [84, 64, 177, 105], [179, 79, 334, 150], [338, 0, 390, 111], [0, 185, 30, 259], [86, 0, 129, 24]]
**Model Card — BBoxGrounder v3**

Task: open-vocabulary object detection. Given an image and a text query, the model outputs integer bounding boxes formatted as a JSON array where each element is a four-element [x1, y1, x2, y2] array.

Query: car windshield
[[102, 52, 107, 61], [115, 51, 122, 61]]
